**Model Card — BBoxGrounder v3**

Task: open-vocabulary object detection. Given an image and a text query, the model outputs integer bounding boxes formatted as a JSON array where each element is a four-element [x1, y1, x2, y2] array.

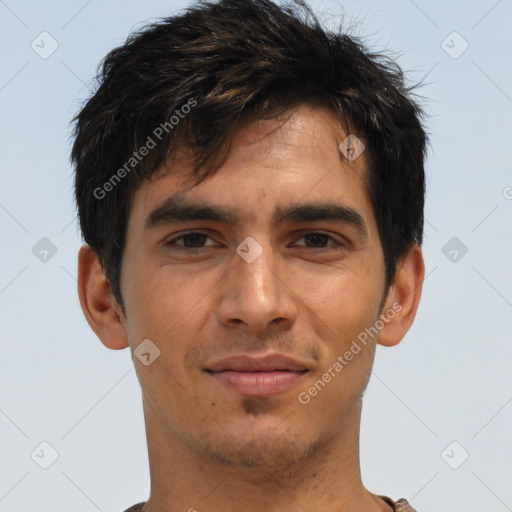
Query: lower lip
[[207, 370, 307, 397]]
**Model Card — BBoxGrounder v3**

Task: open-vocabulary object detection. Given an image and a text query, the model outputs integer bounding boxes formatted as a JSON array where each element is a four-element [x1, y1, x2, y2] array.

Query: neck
[[140, 397, 391, 512]]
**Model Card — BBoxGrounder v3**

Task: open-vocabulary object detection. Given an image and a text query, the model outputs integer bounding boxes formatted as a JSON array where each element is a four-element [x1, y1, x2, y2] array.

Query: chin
[[193, 408, 333, 476], [203, 434, 318, 473]]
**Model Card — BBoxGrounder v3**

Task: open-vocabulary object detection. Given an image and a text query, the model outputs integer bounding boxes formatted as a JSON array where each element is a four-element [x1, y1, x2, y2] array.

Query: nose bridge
[[238, 235, 278, 297], [217, 234, 295, 331]]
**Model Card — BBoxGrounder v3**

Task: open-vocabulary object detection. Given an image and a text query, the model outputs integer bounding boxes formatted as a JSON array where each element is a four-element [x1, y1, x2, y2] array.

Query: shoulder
[[378, 495, 418, 512], [122, 503, 146, 512], [121, 499, 419, 512], [393, 498, 418, 511]]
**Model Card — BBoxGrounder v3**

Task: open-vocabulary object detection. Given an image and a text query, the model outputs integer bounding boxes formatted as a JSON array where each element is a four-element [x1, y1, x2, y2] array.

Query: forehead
[[128, 103, 373, 231]]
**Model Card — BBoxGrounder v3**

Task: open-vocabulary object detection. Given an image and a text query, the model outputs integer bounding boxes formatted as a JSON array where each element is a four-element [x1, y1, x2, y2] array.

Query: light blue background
[[1, 1, 511, 510]]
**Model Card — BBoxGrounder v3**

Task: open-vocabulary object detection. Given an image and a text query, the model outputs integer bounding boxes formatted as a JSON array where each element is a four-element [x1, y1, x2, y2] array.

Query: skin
[[78, 103, 424, 512]]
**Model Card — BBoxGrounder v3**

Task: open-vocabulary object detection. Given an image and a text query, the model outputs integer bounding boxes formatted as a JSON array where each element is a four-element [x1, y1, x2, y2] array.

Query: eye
[[165, 231, 217, 249], [292, 232, 346, 252], [163, 231, 346, 254]]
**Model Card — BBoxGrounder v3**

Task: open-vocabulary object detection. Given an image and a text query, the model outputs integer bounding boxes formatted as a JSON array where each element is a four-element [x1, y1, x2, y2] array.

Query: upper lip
[[205, 354, 310, 372]]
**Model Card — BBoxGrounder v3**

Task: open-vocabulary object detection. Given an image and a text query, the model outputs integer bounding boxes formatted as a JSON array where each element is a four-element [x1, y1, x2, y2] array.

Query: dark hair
[[72, 0, 427, 314]]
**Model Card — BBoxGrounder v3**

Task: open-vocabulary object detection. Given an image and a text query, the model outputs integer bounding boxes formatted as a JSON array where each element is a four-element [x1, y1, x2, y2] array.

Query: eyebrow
[[145, 196, 368, 239]]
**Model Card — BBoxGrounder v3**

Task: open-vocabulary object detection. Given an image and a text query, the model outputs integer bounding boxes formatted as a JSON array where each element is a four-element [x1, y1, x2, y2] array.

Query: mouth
[[204, 353, 310, 397]]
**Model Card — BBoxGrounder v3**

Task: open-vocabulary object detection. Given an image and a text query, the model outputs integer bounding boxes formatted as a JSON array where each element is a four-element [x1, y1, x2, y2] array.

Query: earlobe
[[77, 244, 129, 350], [377, 244, 425, 348]]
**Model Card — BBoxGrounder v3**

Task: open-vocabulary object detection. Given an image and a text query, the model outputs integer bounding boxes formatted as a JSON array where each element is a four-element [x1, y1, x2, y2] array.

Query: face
[[119, 103, 389, 472]]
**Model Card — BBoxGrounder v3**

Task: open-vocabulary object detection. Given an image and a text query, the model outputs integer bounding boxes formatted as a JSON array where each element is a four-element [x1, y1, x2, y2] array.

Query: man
[[72, 0, 427, 510]]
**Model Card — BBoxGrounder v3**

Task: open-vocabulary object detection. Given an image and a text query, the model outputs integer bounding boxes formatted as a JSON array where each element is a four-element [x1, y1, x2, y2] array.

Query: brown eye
[[165, 232, 216, 249], [293, 232, 345, 252], [303, 233, 330, 248]]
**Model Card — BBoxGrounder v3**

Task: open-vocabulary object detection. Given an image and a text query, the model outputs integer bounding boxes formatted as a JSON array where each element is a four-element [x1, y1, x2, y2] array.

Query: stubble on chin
[[194, 400, 336, 481]]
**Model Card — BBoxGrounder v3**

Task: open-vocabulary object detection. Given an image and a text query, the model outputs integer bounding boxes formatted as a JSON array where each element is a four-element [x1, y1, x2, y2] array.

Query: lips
[[204, 354, 309, 397]]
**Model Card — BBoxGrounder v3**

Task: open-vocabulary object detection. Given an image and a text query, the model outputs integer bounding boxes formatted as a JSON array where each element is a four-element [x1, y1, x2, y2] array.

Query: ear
[[77, 244, 129, 350], [377, 243, 425, 347]]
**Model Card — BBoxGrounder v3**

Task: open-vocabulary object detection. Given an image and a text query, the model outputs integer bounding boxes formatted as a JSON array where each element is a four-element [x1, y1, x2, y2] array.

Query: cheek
[[124, 262, 212, 338], [294, 261, 381, 335], [123, 264, 224, 394]]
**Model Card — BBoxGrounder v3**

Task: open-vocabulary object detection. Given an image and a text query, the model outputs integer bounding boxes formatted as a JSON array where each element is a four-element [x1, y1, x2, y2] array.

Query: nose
[[216, 237, 298, 333]]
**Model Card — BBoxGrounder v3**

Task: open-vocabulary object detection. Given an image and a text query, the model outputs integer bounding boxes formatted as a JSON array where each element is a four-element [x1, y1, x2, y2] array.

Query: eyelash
[[165, 231, 346, 253]]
